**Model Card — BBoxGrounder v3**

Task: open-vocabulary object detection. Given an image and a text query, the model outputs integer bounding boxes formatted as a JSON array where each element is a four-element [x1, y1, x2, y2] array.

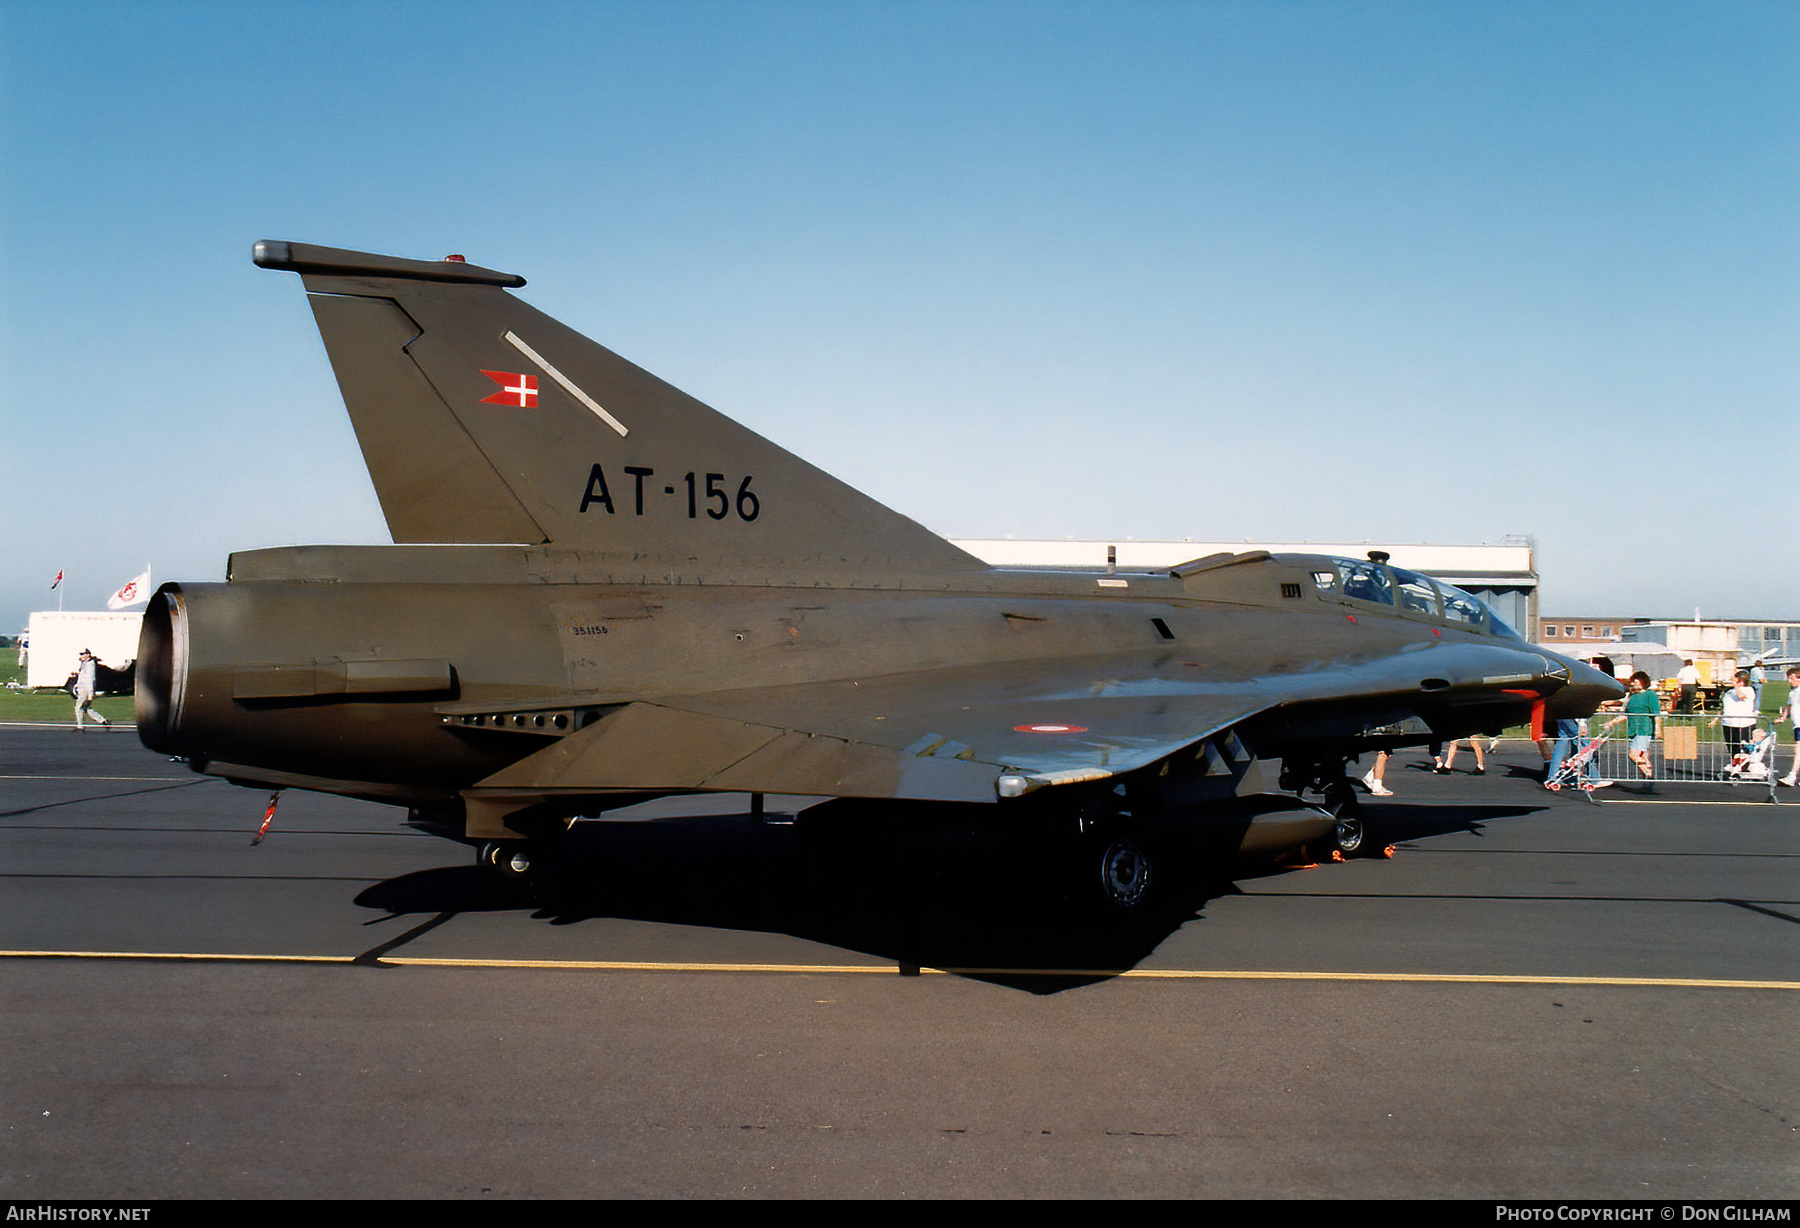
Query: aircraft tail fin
[[255, 240, 982, 573]]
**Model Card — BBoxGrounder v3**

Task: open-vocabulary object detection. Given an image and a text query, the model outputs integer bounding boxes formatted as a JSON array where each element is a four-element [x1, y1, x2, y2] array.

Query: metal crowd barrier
[[1555, 713, 1786, 800]]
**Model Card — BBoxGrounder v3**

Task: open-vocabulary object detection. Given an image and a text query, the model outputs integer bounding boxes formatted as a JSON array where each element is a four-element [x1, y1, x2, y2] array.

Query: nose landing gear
[[1281, 757, 1390, 861]]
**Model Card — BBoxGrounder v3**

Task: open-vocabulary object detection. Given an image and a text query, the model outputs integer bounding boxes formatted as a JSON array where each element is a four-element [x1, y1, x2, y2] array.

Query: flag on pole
[[50, 570, 63, 590], [108, 568, 151, 610]]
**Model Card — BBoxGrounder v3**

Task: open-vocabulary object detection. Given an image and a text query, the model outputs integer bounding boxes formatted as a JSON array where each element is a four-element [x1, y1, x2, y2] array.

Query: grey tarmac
[[1, 727, 1795, 1199]]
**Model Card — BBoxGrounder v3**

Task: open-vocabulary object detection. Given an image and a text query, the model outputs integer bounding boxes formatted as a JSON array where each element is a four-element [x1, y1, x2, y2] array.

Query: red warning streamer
[[252, 790, 281, 846]]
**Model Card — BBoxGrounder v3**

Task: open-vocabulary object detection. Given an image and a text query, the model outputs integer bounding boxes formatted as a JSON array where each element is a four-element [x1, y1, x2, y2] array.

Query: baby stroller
[[1722, 728, 1774, 782], [1546, 731, 1609, 796]]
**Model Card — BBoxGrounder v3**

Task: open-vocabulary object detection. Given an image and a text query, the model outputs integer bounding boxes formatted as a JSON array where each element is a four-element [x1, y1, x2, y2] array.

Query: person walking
[[71, 648, 110, 731], [1439, 737, 1486, 775], [1600, 671, 1660, 781], [1713, 670, 1757, 762], [1779, 666, 1800, 788], [1361, 751, 1393, 797], [1545, 717, 1605, 790]]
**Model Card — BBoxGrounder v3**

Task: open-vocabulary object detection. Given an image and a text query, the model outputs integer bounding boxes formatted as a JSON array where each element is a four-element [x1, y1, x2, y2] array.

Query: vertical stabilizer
[[255, 240, 983, 573]]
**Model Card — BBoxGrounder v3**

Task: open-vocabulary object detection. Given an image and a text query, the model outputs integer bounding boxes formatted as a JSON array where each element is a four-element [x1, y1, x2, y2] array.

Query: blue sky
[[3, 0, 1794, 640]]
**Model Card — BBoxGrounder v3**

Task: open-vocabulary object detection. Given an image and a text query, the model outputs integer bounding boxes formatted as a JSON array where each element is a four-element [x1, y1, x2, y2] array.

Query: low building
[[1536, 617, 1634, 645], [1615, 619, 1800, 681], [25, 611, 143, 690], [1534, 617, 1799, 680], [1735, 622, 1800, 666]]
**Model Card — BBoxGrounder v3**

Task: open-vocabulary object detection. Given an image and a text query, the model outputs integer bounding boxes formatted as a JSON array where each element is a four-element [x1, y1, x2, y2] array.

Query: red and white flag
[[108, 568, 151, 610], [50, 570, 63, 590], [480, 370, 538, 408]]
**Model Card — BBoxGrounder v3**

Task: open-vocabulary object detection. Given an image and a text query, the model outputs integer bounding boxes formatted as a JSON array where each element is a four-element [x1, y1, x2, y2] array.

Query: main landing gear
[[468, 809, 584, 896], [1091, 831, 1154, 910], [1065, 791, 1158, 912], [478, 840, 534, 884]]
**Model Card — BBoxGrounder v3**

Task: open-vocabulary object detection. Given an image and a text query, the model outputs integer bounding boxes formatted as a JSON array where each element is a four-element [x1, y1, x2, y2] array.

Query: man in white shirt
[[1676, 660, 1700, 713], [72, 649, 110, 731]]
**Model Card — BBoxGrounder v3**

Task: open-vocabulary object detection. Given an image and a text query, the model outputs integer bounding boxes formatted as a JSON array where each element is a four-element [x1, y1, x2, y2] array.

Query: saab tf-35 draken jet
[[136, 242, 1622, 908]]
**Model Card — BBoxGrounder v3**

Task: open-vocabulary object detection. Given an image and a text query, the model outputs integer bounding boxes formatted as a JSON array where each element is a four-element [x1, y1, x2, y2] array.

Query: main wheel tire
[[479, 841, 533, 882], [1095, 834, 1153, 909]]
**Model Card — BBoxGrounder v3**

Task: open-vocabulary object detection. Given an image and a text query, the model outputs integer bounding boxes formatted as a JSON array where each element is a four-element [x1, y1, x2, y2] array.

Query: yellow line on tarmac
[[1, 950, 352, 963], [1095, 969, 1800, 989], [4, 949, 1797, 990]]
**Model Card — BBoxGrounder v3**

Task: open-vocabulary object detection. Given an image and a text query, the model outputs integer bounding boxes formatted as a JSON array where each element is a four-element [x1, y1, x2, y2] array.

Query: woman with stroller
[[1712, 671, 1758, 761]]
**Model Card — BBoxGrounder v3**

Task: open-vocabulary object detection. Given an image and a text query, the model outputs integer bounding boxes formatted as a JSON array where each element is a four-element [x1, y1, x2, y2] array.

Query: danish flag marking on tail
[[503, 331, 629, 437], [480, 370, 538, 408]]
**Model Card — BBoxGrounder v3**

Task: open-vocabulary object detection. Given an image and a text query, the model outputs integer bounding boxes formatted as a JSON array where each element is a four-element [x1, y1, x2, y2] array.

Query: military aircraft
[[136, 241, 1622, 908]]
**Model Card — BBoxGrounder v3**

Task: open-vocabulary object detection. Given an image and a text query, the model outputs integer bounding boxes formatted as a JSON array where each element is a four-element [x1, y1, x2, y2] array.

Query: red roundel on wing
[[1014, 723, 1088, 734]]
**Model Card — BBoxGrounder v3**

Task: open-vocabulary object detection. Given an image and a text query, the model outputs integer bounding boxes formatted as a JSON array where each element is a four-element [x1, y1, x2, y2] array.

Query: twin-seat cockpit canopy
[[1307, 556, 1522, 640]]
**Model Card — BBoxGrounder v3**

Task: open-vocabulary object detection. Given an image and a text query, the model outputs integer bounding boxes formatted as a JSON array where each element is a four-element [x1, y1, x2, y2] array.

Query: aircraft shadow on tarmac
[[0, 776, 214, 819], [352, 798, 1545, 995]]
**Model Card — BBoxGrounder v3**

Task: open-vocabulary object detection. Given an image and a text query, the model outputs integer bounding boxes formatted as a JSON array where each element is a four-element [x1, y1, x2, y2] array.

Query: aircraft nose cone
[[1547, 655, 1626, 718]]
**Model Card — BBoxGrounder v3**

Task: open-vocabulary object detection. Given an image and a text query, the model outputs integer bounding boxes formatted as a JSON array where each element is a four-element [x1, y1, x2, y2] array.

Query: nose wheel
[[1312, 776, 1385, 859], [1330, 811, 1367, 857]]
